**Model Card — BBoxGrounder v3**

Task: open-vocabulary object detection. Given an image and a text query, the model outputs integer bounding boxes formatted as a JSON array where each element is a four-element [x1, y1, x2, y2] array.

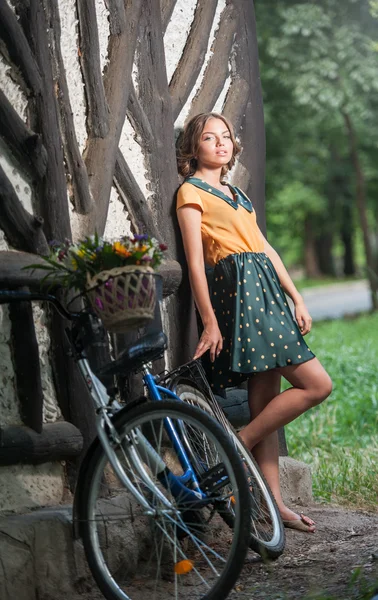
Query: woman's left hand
[[294, 300, 312, 335]]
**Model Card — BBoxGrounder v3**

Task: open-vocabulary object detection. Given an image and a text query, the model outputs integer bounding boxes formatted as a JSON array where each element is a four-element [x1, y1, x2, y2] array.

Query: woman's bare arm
[[263, 240, 303, 304], [261, 235, 312, 335], [177, 205, 223, 360]]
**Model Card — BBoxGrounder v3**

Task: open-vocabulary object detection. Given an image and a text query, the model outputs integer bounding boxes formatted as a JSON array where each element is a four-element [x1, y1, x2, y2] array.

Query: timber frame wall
[[0, 0, 281, 476]]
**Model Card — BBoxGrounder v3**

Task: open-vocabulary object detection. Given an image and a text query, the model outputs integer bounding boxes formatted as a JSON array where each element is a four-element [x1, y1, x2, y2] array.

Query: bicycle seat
[[97, 331, 168, 378]]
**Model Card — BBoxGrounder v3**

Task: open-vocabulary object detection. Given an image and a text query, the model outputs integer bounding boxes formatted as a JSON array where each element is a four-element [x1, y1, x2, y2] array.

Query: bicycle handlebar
[[0, 289, 81, 321]]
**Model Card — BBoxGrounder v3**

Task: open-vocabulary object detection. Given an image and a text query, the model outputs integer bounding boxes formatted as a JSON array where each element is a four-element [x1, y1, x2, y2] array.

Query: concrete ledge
[[0, 507, 91, 600], [279, 456, 313, 506], [0, 458, 314, 600]]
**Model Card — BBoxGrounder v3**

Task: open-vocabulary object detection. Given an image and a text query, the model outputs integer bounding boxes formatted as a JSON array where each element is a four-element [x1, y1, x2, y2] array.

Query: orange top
[[176, 180, 265, 267]]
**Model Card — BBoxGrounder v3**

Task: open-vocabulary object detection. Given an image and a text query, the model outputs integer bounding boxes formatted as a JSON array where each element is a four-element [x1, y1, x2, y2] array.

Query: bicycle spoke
[[80, 401, 251, 599]]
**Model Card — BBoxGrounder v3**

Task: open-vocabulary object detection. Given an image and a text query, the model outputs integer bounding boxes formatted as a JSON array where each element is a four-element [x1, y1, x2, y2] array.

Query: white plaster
[[68, 202, 84, 243], [103, 186, 132, 239], [32, 306, 61, 424], [0, 463, 64, 512], [0, 141, 33, 214], [164, 0, 197, 83], [58, 0, 87, 152], [0, 306, 21, 427], [161, 296, 172, 371], [0, 55, 27, 120], [174, 0, 227, 129], [0, 59, 33, 213], [95, 0, 110, 73], [118, 115, 151, 201], [213, 73, 231, 114], [0, 230, 9, 251]]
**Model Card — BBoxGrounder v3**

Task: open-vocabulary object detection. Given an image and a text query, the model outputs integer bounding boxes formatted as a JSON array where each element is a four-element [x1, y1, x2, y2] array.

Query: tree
[[256, 0, 378, 302]]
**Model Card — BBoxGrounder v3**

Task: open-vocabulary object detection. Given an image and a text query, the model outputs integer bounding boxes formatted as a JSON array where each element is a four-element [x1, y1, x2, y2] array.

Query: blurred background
[[254, 0, 378, 509]]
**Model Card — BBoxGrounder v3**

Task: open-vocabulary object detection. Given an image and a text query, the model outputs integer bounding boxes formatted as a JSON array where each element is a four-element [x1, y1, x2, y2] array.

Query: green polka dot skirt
[[209, 252, 315, 391]]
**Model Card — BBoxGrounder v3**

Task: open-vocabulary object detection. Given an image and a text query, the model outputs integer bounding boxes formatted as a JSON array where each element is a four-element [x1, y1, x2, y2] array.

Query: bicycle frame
[[75, 355, 207, 509]]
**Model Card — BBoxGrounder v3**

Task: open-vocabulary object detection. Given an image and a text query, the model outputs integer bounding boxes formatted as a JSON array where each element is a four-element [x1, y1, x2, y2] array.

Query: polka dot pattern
[[206, 251, 315, 391]]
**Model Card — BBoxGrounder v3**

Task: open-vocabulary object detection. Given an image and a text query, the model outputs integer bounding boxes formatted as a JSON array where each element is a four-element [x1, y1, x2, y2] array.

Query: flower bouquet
[[28, 233, 167, 332]]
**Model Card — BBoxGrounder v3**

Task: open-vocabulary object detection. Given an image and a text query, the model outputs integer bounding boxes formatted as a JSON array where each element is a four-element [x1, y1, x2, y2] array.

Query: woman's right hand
[[193, 321, 223, 362]]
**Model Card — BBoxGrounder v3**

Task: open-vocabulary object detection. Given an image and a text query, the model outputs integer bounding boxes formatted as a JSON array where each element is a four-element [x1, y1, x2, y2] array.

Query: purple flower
[[95, 297, 104, 310], [141, 255, 152, 261], [133, 234, 149, 241]]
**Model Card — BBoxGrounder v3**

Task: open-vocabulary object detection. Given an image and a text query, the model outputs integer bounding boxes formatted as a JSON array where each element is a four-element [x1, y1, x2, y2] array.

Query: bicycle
[[157, 360, 286, 559], [0, 288, 252, 600]]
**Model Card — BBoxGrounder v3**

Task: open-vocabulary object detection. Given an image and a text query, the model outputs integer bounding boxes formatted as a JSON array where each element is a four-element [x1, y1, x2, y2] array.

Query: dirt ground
[[233, 504, 378, 600], [75, 503, 378, 600]]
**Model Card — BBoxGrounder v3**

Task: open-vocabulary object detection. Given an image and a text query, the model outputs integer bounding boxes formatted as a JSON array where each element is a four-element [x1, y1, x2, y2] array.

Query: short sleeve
[[176, 183, 204, 213]]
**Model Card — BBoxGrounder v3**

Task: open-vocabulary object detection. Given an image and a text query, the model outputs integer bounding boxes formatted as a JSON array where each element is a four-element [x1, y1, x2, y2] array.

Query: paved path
[[290, 280, 372, 321]]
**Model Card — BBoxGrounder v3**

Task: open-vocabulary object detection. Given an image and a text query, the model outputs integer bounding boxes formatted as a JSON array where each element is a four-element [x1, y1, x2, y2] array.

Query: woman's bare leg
[[239, 358, 332, 530], [239, 357, 332, 449]]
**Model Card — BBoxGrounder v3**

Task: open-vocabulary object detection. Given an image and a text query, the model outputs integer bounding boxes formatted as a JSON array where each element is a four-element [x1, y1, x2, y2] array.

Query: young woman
[[176, 112, 332, 533]]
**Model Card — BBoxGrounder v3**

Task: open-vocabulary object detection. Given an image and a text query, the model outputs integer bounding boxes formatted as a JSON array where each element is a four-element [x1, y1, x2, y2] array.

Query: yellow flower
[[71, 258, 78, 270], [113, 242, 130, 257]]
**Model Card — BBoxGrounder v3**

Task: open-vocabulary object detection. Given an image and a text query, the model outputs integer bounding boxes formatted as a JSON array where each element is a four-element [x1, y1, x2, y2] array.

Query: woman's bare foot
[[279, 506, 316, 533], [237, 430, 315, 532]]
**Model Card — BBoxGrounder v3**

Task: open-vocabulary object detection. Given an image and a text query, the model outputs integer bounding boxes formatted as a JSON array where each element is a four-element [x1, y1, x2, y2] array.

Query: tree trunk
[[304, 217, 321, 278], [340, 202, 356, 276], [342, 110, 378, 309], [315, 232, 335, 277]]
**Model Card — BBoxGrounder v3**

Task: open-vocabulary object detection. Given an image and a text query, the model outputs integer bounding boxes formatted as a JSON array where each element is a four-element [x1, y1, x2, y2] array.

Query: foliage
[[267, 181, 326, 263], [26, 233, 167, 292], [285, 312, 378, 509], [255, 0, 378, 272]]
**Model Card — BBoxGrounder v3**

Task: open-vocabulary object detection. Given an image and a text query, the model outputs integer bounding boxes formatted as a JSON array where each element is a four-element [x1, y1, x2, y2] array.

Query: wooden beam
[[159, 260, 182, 298], [29, 0, 72, 242], [136, 1, 195, 367], [83, 0, 143, 234], [186, 1, 238, 120], [48, 0, 94, 215], [9, 288, 44, 433], [135, 1, 179, 255], [0, 88, 47, 182], [232, 0, 266, 225], [0, 251, 50, 289], [0, 164, 49, 255], [114, 150, 159, 238], [0, 251, 182, 298], [76, 0, 109, 138], [0, 422, 83, 465], [0, 0, 42, 95], [169, 0, 218, 121], [161, 0, 177, 32], [126, 84, 155, 152]]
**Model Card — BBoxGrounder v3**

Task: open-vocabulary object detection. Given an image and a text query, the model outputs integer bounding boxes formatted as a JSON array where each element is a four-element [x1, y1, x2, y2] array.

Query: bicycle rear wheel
[[170, 380, 285, 559], [76, 400, 251, 600]]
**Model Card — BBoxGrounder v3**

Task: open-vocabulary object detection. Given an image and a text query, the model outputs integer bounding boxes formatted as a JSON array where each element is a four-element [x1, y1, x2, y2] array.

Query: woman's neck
[[193, 168, 224, 187]]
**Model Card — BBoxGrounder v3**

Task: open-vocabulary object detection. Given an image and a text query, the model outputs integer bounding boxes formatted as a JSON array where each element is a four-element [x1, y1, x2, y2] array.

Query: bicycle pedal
[[198, 463, 230, 494]]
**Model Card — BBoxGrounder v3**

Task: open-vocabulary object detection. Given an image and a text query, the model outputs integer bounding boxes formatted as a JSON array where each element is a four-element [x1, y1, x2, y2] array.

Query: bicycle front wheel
[[76, 400, 251, 600], [170, 380, 285, 559]]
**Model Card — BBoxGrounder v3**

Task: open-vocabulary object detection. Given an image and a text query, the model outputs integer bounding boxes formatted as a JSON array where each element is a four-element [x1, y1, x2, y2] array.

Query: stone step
[[0, 456, 312, 599]]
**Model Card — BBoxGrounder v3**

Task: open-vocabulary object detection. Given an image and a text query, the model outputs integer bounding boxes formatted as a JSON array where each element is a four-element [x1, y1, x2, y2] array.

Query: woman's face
[[196, 118, 233, 170]]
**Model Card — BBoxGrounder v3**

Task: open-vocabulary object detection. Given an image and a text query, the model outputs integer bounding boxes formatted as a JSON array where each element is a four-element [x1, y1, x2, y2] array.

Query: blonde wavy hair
[[177, 112, 241, 179]]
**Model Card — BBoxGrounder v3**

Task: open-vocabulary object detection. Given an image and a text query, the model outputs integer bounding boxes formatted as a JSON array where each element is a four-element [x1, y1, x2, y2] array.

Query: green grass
[[284, 312, 378, 509]]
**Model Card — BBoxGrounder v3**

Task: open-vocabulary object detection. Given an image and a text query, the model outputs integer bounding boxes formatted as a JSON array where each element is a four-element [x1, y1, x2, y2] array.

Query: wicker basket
[[86, 265, 156, 332]]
